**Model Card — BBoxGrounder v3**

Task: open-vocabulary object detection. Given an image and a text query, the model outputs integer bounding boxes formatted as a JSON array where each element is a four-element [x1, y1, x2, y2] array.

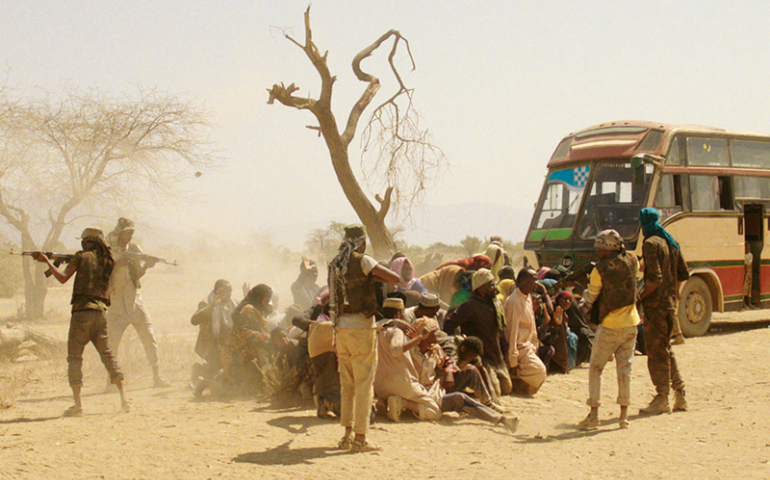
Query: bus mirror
[[631, 155, 646, 185]]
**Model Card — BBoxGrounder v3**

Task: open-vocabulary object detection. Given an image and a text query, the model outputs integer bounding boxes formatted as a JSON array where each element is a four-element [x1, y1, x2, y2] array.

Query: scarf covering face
[[639, 207, 679, 250], [390, 256, 417, 290], [328, 234, 366, 324]]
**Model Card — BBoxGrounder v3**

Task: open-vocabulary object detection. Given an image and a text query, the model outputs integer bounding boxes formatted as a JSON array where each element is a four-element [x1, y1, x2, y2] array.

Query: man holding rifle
[[31, 228, 130, 416], [106, 217, 170, 387]]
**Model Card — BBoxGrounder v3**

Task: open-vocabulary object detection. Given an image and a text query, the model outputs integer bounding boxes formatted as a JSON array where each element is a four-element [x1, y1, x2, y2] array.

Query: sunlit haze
[[2, 1, 770, 252]]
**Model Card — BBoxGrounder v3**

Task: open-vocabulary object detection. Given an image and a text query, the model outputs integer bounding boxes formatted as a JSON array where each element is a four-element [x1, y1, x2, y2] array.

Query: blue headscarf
[[639, 207, 679, 251]]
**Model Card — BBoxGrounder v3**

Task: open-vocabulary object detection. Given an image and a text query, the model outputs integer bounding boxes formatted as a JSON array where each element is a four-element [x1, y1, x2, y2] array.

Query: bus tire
[[678, 276, 712, 337]]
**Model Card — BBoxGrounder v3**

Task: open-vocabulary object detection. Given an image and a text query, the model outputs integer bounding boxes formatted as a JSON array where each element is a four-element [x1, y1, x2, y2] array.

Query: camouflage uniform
[[641, 236, 686, 395], [67, 250, 124, 387]]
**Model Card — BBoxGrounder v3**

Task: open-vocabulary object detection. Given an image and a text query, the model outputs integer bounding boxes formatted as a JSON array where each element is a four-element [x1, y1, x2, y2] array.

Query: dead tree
[[268, 7, 443, 259]]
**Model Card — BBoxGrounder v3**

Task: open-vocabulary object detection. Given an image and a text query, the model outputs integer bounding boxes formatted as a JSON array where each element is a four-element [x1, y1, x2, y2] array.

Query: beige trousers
[[336, 328, 378, 436], [587, 325, 637, 407]]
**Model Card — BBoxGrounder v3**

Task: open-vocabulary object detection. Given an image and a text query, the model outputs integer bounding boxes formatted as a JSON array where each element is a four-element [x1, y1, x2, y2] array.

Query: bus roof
[[547, 120, 728, 168]]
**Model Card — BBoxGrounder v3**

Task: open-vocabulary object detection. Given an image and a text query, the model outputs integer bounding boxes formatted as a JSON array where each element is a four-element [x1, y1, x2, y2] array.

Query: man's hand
[[30, 251, 49, 264]]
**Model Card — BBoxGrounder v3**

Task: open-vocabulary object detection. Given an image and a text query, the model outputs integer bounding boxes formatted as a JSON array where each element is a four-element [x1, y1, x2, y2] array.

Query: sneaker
[[501, 415, 520, 433], [673, 389, 688, 412], [351, 438, 382, 453], [577, 414, 599, 430], [387, 396, 402, 423], [62, 405, 83, 418], [337, 435, 352, 450], [639, 394, 671, 415]]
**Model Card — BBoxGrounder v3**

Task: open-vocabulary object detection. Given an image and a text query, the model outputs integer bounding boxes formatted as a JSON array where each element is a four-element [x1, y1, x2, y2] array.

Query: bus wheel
[[678, 276, 712, 337]]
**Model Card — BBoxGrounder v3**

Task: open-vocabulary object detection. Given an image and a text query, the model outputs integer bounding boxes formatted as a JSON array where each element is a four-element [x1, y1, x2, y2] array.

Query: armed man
[[32, 228, 130, 417], [328, 224, 401, 453], [106, 217, 170, 387]]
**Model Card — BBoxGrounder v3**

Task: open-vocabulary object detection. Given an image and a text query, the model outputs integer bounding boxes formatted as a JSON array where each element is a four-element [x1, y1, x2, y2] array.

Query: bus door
[[743, 204, 764, 306]]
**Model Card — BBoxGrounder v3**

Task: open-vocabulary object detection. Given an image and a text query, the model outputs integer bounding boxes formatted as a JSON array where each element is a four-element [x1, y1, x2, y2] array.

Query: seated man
[[505, 269, 548, 395], [443, 269, 512, 397], [404, 292, 445, 328], [190, 279, 235, 384], [375, 299, 518, 431]]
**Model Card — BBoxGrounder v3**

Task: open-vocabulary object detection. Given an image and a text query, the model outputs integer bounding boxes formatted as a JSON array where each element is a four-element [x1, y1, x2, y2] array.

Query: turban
[[639, 207, 679, 250]]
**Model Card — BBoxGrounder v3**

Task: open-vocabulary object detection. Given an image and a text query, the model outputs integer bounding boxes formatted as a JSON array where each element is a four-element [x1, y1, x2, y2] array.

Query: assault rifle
[[119, 251, 178, 267], [546, 261, 596, 296], [10, 250, 74, 277]]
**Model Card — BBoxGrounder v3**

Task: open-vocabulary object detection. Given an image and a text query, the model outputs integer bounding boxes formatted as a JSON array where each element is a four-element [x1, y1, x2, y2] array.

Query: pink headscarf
[[537, 266, 551, 281], [390, 257, 417, 290]]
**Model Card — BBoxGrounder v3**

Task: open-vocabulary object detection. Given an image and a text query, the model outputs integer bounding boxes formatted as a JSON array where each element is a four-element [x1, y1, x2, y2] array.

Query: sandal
[[337, 435, 352, 450], [351, 438, 382, 453]]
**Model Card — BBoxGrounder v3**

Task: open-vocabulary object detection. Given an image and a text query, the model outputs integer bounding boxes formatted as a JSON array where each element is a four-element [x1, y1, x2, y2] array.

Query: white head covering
[[471, 268, 495, 291]]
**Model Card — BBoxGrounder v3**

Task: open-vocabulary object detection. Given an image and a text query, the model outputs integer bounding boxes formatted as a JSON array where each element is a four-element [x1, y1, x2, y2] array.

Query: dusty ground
[[2, 271, 770, 479]]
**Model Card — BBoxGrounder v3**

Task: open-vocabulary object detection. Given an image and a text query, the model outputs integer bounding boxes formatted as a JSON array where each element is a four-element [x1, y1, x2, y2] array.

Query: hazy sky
[[2, 1, 770, 250]]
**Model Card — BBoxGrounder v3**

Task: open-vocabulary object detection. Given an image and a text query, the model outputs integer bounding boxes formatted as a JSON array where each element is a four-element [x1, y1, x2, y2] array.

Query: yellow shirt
[[586, 268, 641, 329]]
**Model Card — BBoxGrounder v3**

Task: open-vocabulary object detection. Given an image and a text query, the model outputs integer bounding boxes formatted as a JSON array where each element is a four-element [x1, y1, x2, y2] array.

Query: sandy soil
[[2, 272, 770, 479]]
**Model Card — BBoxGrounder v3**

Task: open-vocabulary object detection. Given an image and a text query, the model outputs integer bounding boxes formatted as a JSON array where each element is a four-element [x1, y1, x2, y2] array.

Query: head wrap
[[594, 229, 624, 251], [114, 217, 135, 232], [390, 256, 417, 290], [78, 227, 105, 241], [383, 297, 405, 310], [554, 290, 574, 304], [418, 292, 440, 308], [78, 227, 114, 278], [471, 268, 495, 291], [328, 224, 368, 324], [639, 207, 680, 250]]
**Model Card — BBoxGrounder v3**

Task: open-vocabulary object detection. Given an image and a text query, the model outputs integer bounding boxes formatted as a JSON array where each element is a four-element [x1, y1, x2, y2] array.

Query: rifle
[[547, 261, 596, 296], [10, 250, 74, 277], [119, 251, 178, 267]]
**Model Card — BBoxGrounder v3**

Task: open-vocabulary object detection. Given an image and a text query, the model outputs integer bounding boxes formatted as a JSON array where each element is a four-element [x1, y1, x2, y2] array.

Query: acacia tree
[[268, 7, 444, 259], [0, 86, 216, 319]]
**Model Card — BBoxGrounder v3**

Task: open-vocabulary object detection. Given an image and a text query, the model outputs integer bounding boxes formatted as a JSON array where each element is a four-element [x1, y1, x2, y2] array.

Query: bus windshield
[[530, 166, 591, 240], [577, 162, 654, 239]]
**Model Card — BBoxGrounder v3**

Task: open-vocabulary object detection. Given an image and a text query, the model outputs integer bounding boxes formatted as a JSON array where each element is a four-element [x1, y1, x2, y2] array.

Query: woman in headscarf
[[390, 256, 428, 294]]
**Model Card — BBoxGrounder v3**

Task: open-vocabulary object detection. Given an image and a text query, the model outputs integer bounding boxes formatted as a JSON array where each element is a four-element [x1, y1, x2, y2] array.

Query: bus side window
[[655, 174, 684, 219], [690, 175, 720, 211], [718, 176, 734, 210]]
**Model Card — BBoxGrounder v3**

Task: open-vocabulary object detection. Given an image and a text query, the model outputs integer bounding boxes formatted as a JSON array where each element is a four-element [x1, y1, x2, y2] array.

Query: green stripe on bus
[[528, 228, 573, 241], [687, 260, 743, 268]]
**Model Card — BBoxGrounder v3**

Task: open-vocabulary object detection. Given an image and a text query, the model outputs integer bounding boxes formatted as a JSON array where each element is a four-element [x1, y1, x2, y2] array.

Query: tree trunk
[[319, 112, 396, 260], [20, 236, 47, 320]]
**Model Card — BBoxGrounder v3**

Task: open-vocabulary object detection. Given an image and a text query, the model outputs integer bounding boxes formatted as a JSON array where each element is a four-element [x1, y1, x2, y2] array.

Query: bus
[[524, 120, 770, 337]]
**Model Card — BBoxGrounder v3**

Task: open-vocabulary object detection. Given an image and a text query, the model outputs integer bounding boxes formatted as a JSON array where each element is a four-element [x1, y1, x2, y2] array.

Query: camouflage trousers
[[642, 304, 685, 395]]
